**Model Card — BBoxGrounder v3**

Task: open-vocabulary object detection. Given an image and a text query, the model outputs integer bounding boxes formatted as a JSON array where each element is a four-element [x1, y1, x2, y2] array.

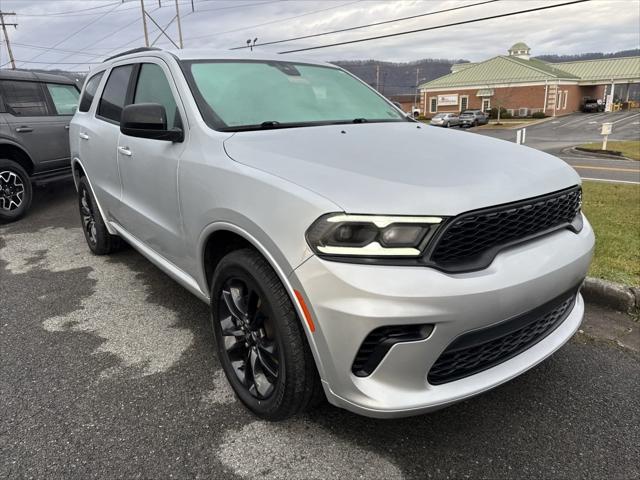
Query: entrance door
[[482, 98, 491, 112]]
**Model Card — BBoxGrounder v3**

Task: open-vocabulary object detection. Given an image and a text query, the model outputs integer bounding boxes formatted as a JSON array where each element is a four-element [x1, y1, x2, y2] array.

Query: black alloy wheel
[[211, 249, 323, 420], [218, 277, 280, 399], [77, 176, 121, 255], [80, 186, 98, 247]]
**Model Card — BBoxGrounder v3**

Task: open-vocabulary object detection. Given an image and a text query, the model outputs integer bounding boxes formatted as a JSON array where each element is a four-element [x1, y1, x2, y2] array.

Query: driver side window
[[134, 63, 179, 128]]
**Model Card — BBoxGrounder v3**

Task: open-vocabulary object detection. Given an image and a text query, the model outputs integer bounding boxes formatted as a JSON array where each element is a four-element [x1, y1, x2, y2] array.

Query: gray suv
[[70, 48, 594, 420], [0, 70, 80, 222]]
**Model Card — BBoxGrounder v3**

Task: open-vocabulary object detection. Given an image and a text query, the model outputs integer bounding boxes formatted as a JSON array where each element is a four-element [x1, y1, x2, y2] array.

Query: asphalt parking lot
[[1, 181, 639, 479], [474, 110, 640, 184]]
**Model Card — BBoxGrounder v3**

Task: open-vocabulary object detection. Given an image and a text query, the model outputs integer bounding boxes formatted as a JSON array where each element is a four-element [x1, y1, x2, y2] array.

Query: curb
[[582, 277, 639, 313], [570, 146, 634, 161]]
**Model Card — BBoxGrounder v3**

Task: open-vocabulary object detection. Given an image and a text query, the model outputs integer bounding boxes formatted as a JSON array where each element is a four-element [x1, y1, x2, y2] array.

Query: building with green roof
[[419, 43, 640, 117]]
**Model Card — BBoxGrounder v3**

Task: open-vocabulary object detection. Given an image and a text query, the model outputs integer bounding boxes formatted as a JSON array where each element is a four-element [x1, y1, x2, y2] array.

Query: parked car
[[582, 98, 604, 113], [430, 112, 459, 127], [70, 48, 594, 420], [459, 109, 489, 127], [0, 70, 80, 222]]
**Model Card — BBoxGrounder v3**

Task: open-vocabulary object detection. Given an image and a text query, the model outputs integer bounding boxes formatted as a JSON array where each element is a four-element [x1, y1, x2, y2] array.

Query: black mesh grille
[[429, 187, 582, 269], [428, 289, 578, 385]]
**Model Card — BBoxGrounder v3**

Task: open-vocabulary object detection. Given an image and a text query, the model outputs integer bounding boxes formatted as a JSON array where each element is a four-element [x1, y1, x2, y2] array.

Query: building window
[[460, 95, 468, 111], [563, 90, 568, 109], [429, 97, 437, 113], [482, 98, 490, 111]]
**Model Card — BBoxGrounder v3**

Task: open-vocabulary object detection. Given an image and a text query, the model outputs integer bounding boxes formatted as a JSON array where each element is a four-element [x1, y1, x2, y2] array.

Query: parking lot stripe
[[573, 165, 639, 173], [581, 177, 640, 185], [612, 113, 640, 124]]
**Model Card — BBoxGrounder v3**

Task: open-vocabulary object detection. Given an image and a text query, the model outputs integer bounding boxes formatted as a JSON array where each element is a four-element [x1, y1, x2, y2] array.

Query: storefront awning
[[476, 89, 494, 97]]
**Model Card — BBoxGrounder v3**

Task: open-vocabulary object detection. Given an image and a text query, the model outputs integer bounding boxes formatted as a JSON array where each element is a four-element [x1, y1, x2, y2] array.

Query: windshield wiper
[[260, 120, 281, 129], [352, 118, 368, 123]]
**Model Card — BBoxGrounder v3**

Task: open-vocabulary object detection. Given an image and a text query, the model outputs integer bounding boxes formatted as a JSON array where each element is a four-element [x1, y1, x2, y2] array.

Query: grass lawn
[[582, 181, 640, 286], [578, 140, 640, 160]]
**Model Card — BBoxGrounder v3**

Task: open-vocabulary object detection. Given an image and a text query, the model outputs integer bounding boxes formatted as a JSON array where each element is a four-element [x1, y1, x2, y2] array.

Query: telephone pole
[[139, 0, 184, 49], [140, 0, 150, 47], [375, 64, 380, 92], [414, 67, 420, 109], [0, 11, 17, 70]]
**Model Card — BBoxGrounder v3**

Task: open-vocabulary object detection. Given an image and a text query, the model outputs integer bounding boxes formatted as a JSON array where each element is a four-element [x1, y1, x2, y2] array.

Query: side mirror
[[121, 103, 183, 142]]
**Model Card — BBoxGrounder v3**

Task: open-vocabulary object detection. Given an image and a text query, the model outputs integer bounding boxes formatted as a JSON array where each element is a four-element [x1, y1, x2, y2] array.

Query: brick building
[[419, 43, 640, 117]]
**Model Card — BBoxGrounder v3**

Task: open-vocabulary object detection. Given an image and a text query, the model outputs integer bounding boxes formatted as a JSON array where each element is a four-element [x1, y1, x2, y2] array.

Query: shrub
[[531, 111, 547, 119]]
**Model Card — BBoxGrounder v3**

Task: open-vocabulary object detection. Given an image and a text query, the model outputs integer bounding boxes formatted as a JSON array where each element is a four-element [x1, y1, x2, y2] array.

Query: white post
[[522, 128, 526, 144], [602, 135, 608, 150], [516, 129, 522, 145]]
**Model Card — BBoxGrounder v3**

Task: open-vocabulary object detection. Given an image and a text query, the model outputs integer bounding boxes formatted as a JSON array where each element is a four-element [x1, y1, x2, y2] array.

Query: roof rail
[[103, 47, 162, 63]]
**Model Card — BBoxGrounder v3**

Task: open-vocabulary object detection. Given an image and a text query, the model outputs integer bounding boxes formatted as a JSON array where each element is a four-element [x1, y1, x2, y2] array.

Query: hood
[[223, 122, 580, 216]]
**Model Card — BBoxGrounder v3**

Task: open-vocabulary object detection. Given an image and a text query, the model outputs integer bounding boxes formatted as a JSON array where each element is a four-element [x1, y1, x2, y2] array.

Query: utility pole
[[191, 0, 195, 12], [375, 64, 380, 92], [0, 11, 17, 70], [140, 0, 149, 47], [140, 0, 184, 49], [414, 67, 420, 109], [174, 0, 183, 49]]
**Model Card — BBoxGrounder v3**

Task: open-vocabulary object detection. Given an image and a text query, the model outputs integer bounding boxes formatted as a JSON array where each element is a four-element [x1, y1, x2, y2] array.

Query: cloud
[[1, 0, 638, 70]]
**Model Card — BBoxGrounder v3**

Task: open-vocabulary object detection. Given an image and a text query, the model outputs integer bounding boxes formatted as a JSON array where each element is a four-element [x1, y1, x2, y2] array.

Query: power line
[[17, 2, 122, 68], [184, 0, 363, 42], [278, 0, 591, 54], [231, 0, 499, 50]]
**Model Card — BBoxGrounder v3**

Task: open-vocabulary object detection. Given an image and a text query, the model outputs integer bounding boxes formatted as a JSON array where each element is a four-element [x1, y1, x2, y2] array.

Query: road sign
[[601, 122, 612, 135]]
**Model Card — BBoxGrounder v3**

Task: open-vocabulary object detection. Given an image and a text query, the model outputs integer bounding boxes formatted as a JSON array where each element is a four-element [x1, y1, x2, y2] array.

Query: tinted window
[[185, 60, 404, 130], [134, 63, 178, 128], [79, 72, 104, 112], [46, 83, 80, 115], [98, 65, 134, 123], [0, 80, 48, 116]]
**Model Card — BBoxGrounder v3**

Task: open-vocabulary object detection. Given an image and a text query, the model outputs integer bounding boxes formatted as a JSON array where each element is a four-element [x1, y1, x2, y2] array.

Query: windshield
[[460, 111, 475, 115], [182, 60, 406, 131]]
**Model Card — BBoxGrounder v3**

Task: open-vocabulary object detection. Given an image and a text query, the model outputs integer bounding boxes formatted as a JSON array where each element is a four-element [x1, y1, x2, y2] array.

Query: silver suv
[[70, 48, 594, 420], [0, 70, 80, 222]]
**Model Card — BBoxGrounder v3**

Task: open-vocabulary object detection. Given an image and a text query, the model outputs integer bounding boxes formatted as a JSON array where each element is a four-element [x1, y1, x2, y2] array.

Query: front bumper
[[290, 217, 594, 418]]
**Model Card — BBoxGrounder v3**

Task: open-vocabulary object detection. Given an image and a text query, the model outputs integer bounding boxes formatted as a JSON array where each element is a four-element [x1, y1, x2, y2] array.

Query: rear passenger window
[[79, 72, 104, 112], [134, 63, 179, 128], [98, 65, 134, 123], [0, 80, 48, 116], [46, 83, 80, 115]]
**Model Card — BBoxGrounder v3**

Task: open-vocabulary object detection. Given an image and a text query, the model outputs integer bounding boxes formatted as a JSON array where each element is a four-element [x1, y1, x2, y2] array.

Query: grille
[[352, 324, 432, 377], [428, 289, 578, 385], [429, 186, 582, 271]]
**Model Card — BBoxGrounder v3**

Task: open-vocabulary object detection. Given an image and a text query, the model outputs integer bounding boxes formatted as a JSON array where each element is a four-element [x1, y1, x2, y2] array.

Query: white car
[[70, 47, 594, 420]]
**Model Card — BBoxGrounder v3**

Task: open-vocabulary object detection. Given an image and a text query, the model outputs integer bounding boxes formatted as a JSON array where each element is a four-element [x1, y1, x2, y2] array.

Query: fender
[[0, 139, 35, 171], [71, 157, 118, 236], [197, 221, 327, 379]]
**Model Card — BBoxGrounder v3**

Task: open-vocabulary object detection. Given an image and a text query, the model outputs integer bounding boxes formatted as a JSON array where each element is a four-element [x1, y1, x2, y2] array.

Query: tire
[[445, 122, 450, 128], [210, 248, 323, 420], [77, 176, 121, 255], [0, 159, 32, 223], [473, 120, 479, 127]]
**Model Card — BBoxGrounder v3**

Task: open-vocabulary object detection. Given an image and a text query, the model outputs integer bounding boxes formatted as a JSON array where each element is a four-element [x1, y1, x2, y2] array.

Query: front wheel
[[211, 249, 322, 420], [0, 159, 32, 223], [445, 122, 450, 128]]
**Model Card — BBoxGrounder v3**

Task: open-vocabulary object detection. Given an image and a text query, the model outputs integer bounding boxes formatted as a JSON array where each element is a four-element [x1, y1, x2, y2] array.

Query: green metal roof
[[550, 56, 640, 81], [420, 55, 577, 89], [420, 55, 640, 89]]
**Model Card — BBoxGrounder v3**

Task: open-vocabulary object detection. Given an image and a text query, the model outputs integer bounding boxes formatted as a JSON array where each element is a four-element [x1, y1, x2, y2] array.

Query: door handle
[[15, 126, 33, 133], [64, 125, 70, 130], [79, 132, 90, 140], [117, 146, 132, 156]]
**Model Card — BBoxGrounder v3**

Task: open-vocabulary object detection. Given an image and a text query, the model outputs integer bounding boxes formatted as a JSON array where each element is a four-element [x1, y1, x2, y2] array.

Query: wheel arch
[[199, 222, 326, 378], [71, 157, 117, 235], [0, 141, 35, 176]]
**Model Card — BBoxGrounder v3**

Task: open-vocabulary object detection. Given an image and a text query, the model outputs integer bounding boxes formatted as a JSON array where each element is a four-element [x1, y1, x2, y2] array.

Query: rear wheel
[[211, 249, 322, 420], [445, 122, 450, 128], [0, 159, 32, 223], [77, 176, 121, 255]]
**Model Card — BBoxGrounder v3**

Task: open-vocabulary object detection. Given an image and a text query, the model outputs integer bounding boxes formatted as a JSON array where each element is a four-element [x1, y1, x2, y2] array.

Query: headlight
[[306, 213, 442, 258]]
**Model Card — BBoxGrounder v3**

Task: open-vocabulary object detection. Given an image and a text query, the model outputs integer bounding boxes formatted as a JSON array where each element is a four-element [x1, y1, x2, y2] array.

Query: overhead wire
[[277, 0, 591, 53]]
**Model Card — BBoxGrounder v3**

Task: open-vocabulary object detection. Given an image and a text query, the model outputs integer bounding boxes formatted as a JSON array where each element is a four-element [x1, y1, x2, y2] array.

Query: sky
[[0, 0, 638, 71]]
